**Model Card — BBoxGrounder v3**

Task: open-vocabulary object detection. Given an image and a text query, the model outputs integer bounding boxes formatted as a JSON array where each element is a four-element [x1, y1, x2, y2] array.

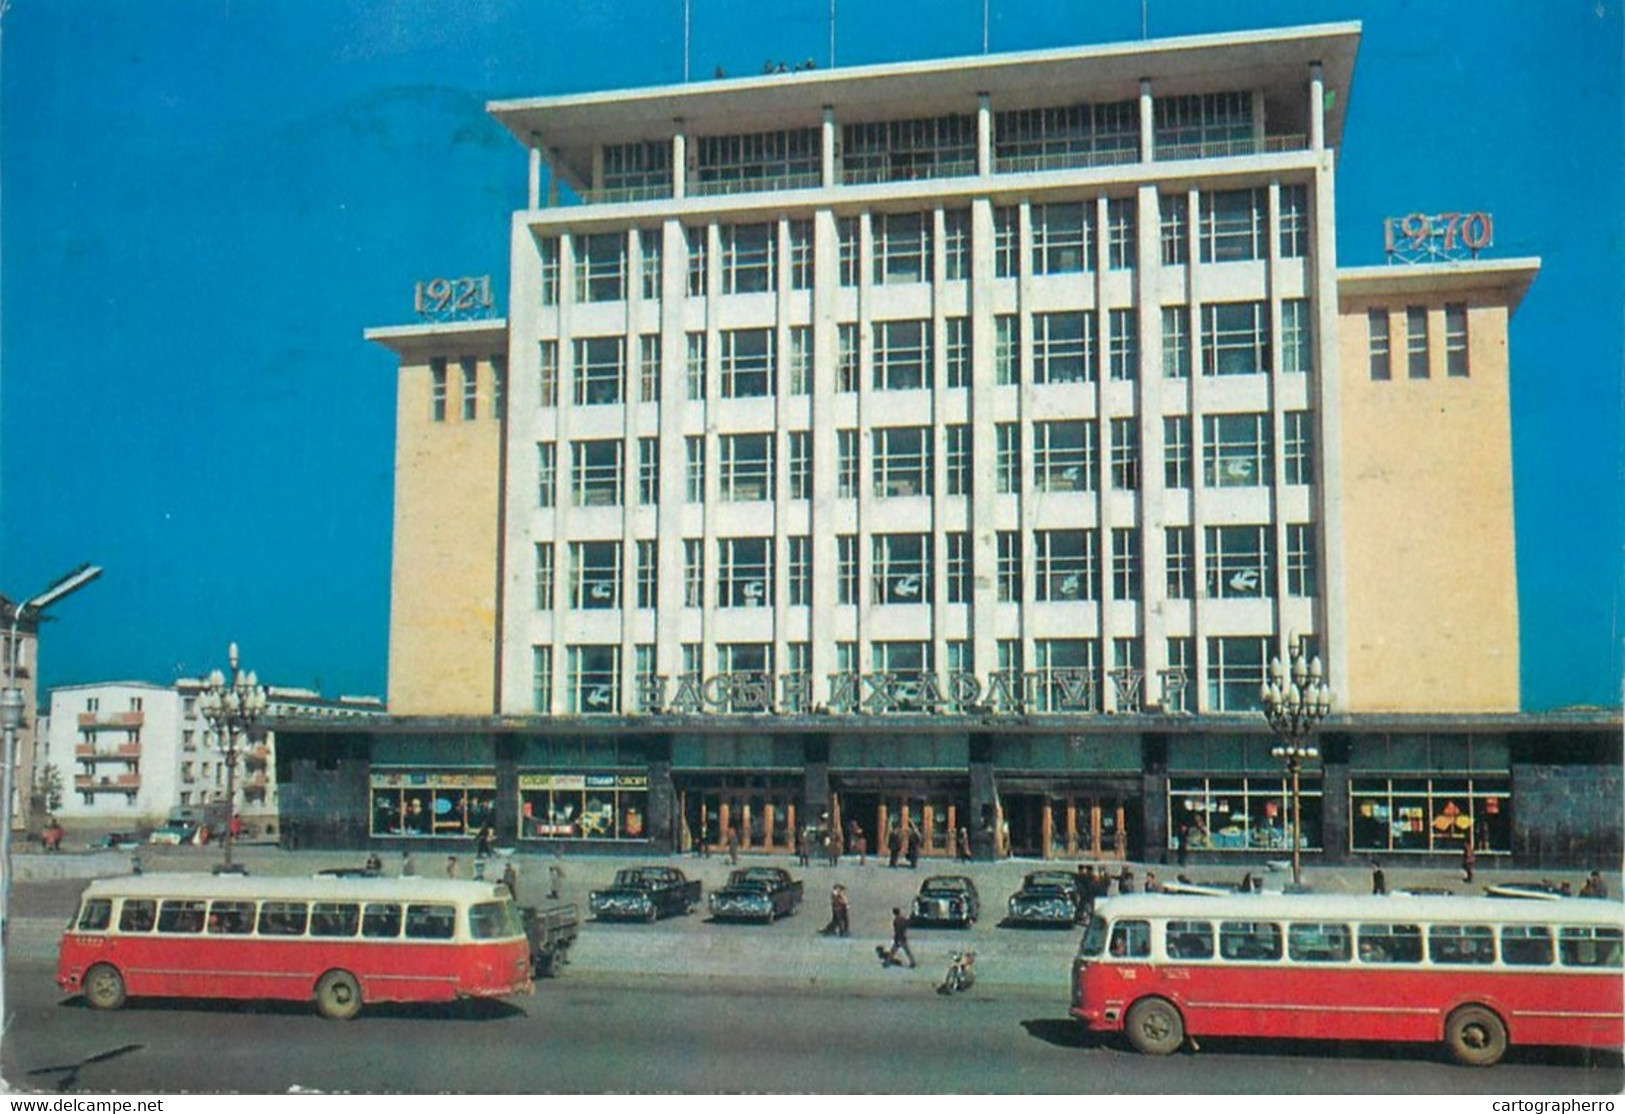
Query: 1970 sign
[[1384, 211, 1493, 262]]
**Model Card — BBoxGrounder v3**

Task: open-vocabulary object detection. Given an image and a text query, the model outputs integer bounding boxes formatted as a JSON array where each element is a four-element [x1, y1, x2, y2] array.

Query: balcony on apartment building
[[77, 711, 145, 730], [75, 742, 142, 760], [74, 773, 142, 792]]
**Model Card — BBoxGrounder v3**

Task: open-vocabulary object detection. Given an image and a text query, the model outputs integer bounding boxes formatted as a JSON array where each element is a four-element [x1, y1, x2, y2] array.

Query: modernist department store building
[[274, 22, 1621, 867]]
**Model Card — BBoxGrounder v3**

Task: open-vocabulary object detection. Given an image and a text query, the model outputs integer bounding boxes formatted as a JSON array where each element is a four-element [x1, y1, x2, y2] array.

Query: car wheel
[[1124, 997, 1185, 1056], [83, 964, 127, 1011], [1446, 1005, 1507, 1067], [645, 905, 658, 923], [314, 969, 363, 1021]]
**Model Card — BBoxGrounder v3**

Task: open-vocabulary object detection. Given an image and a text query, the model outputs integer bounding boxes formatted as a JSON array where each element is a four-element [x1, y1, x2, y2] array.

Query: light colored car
[[148, 823, 198, 846]]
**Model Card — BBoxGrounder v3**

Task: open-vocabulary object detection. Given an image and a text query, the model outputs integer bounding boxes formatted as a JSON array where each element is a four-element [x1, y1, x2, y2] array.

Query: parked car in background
[[911, 875, 980, 928], [1006, 870, 1083, 926], [708, 867, 804, 922], [147, 822, 199, 846], [90, 832, 145, 851], [589, 866, 702, 922]]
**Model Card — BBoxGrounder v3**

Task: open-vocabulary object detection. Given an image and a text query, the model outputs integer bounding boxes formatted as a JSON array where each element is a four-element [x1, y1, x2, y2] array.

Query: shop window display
[[370, 772, 496, 839], [1168, 775, 1320, 853], [520, 773, 649, 841], [1348, 776, 1510, 855]]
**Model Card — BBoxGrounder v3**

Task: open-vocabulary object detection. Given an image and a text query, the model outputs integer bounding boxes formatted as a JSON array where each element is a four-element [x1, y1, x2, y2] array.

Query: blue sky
[[3, 0, 1620, 710]]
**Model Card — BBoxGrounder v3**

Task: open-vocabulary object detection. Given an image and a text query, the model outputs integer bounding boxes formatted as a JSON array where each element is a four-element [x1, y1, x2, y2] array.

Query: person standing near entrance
[[1461, 838, 1476, 884], [905, 820, 922, 869], [887, 822, 903, 868], [726, 826, 741, 865]]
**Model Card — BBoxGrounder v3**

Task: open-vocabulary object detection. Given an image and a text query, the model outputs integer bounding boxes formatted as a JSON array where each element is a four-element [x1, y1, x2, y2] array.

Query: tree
[[32, 763, 63, 815]]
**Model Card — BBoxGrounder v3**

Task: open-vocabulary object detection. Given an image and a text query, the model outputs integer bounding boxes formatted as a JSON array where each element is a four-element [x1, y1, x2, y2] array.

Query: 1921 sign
[[1384, 212, 1493, 262], [414, 275, 494, 320]]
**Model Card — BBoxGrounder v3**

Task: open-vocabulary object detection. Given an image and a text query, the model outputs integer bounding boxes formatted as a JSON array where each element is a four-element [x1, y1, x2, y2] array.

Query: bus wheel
[[1446, 1005, 1507, 1067], [314, 970, 363, 1021], [1124, 997, 1185, 1056], [83, 964, 126, 1011]]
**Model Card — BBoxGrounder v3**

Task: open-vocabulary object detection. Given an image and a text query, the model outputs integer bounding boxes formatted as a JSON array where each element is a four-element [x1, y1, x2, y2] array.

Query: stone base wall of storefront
[[1512, 762, 1624, 870]]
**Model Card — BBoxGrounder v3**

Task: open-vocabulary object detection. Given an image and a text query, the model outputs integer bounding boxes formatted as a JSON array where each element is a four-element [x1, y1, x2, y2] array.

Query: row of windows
[[532, 413, 1312, 509], [1100, 916, 1621, 969], [1368, 304, 1470, 380], [73, 896, 513, 942], [429, 356, 506, 423], [537, 184, 1310, 305]]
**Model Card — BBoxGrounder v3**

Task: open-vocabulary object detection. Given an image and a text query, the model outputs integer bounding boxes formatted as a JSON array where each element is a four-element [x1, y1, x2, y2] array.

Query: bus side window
[[362, 902, 403, 938], [310, 902, 361, 937], [1288, 922, 1351, 963], [207, 900, 255, 935], [1357, 923, 1422, 964], [118, 899, 156, 933], [1499, 925, 1553, 966], [257, 901, 310, 936], [1560, 926, 1623, 969], [1219, 921, 1282, 961], [1164, 920, 1214, 960], [76, 898, 113, 932], [157, 900, 207, 934], [1428, 924, 1493, 965], [406, 904, 457, 941]]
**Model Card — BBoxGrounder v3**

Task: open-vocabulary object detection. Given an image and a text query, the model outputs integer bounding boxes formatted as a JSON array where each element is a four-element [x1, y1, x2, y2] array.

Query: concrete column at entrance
[[1321, 746, 1350, 866], [647, 758, 676, 855], [803, 761, 830, 822], [1142, 766, 1168, 864], [969, 757, 997, 860]]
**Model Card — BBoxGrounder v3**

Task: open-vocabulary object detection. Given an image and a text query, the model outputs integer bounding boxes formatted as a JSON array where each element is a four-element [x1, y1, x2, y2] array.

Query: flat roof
[[364, 319, 508, 361], [490, 22, 1361, 192], [1339, 258, 1542, 314]]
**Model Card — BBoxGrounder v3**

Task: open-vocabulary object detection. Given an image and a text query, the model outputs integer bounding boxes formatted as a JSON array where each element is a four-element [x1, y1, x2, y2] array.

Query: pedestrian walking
[[501, 861, 520, 900], [880, 906, 916, 968], [548, 850, 565, 899], [1370, 859, 1387, 895], [821, 883, 851, 936], [796, 826, 810, 867], [828, 826, 843, 867], [1176, 821, 1190, 867], [955, 827, 972, 862], [726, 826, 740, 865], [446, 855, 460, 879], [1581, 870, 1609, 899], [476, 824, 494, 858], [401, 850, 416, 877], [848, 820, 867, 866], [887, 822, 903, 868], [1461, 839, 1476, 884], [905, 822, 921, 869]]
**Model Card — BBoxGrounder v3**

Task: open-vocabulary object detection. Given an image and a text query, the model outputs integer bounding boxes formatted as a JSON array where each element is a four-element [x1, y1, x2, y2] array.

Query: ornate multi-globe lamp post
[[197, 643, 267, 872], [1260, 638, 1332, 891]]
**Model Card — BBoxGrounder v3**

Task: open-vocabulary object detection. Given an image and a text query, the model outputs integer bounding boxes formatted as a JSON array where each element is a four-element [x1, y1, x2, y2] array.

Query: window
[[718, 537, 772, 607], [570, 541, 621, 609], [720, 433, 773, 502], [842, 114, 976, 183], [1107, 198, 1136, 270], [720, 222, 776, 294], [943, 209, 970, 280], [461, 357, 478, 420], [1160, 193, 1189, 264], [1161, 307, 1191, 379], [1220, 921, 1283, 962], [995, 423, 1022, 494], [837, 323, 859, 393], [1406, 306, 1429, 378], [684, 436, 705, 503], [873, 426, 932, 497], [1163, 637, 1192, 712], [1205, 525, 1273, 598], [640, 228, 662, 299], [1356, 923, 1423, 965], [1164, 415, 1191, 488], [837, 429, 858, 498], [531, 647, 552, 712], [1429, 924, 1494, 966], [1110, 418, 1139, 490], [1560, 927, 1623, 969], [995, 315, 1020, 385], [1202, 412, 1271, 487], [1206, 636, 1268, 711], [1199, 188, 1265, 262], [1111, 527, 1141, 600], [787, 535, 811, 605], [573, 336, 624, 406], [872, 534, 931, 604], [872, 212, 931, 284], [997, 639, 1024, 680], [538, 341, 559, 407], [788, 430, 811, 500], [837, 217, 859, 287], [946, 532, 971, 603], [873, 641, 931, 681], [1368, 309, 1391, 380], [491, 355, 505, 419], [683, 539, 704, 607], [1284, 411, 1314, 485], [716, 644, 773, 708], [721, 328, 774, 398], [1035, 639, 1098, 712], [994, 103, 1137, 170], [1501, 926, 1554, 967], [534, 544, 555, 610], [568, 645, 620, 714], [1279, 184, 1309, 257], [1287, 922, 1351, 963], [686, 226, 708, 296], [636, 540, 658, 608], [309, 902, 359, 938], [789, 220, 813, 289], [571, 440, 623, 506], [1035, 529, 1097, 602], [1166, 920, 1214, 960], [1034, 420, 1095, 492], [996, 531, 1023, 601], [1286, 524, 1318, 598], [430, 358, 447, 422], [1032, 202, 1092, 274], [1165, 527, 1193, 598], [1280, 299, 1312, 375], [539, 236, 560, 305], [787, 327, 812, 395], [1445, 304, 1469, 377], [602, 142, 670, 200], [536, 442, 556, 507], [157, 899, 206, 934], [257, 901, 308, 937], [1351, 767, 1513, 856], [638, 334, 661, 402], [575, 232, 626, 302], [685, 332, 707, 399], [1201, 302, 1271, 376], [873, 319, 930, 390], [695, 128, 819, 191], [947, 640, 973, 675], [837, 535, 858, 604], [1108, 308, 1138, 380], [945, 317, 970, 388], [945, 424, 972, 495], [1154, 91, 1253, 155], [994, 206, 1018, 277], [1034, 312, 1095, 383]]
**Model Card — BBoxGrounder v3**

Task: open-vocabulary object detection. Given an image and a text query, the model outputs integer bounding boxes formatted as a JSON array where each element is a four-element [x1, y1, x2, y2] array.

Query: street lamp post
[[1260, 637, 1331, 892], [197, 643, 267, 872]]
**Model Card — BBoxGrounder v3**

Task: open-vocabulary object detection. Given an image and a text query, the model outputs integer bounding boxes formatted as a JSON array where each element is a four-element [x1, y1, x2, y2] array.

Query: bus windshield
[[1079, 914, 1108, 958], [468, 899, 523, 940]]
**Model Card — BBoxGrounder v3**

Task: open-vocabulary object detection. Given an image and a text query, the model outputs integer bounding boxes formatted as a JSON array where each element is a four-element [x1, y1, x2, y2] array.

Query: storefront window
[[1168, 775, 1320, 853], [370, 772, 496, 838], [520, 773, 649, 841], [1349, 776, 1510, 855]]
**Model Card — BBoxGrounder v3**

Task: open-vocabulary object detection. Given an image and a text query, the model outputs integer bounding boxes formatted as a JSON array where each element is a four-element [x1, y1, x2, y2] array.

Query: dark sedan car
[[1006, 870, 1083, 926], [910, 875, 980, 927]]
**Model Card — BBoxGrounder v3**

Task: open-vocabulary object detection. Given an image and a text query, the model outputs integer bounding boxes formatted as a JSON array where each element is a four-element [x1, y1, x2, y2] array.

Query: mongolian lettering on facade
[[633, 669, 1126, 715]]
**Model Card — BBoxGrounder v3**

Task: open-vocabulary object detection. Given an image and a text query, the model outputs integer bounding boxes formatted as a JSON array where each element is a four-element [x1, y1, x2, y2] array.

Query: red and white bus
[[57, 874, 533, 1020], [1071, 892, 1623, 1066]]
